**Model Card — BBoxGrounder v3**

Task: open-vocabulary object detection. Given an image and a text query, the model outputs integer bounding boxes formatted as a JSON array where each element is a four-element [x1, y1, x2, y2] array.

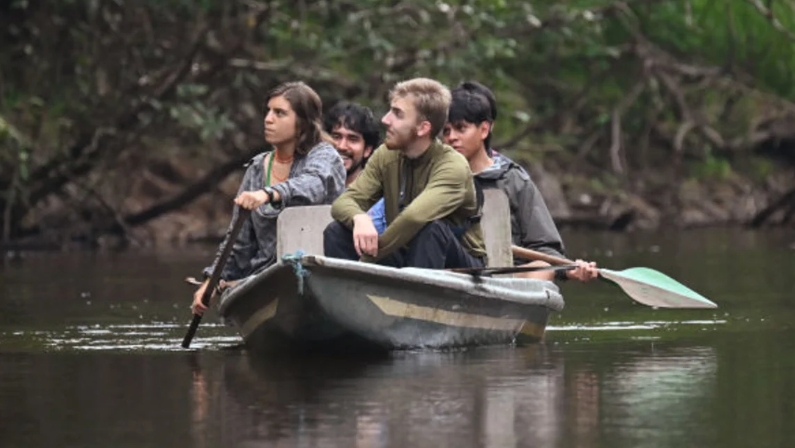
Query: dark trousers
[[323, 220, 484, 269]]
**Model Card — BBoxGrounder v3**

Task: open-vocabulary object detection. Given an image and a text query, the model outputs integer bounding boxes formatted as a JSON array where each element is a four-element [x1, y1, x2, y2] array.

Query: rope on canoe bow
[[281, 250, 308, 295]]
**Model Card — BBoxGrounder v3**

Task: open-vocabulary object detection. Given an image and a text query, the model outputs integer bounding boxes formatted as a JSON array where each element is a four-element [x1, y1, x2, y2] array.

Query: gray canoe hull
[[218, 255, 564, 352]]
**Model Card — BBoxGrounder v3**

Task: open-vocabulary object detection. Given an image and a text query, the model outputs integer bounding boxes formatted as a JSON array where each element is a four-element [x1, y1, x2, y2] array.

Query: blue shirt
[[367, 198, 387, 235]]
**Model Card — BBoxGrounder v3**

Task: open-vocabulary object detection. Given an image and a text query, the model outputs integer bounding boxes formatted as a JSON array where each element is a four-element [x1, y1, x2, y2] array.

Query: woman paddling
[[192, 82, 345, 315]]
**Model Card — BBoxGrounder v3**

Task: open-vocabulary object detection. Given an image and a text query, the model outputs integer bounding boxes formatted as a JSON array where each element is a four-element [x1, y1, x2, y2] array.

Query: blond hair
[[389, 78, 451, 138]]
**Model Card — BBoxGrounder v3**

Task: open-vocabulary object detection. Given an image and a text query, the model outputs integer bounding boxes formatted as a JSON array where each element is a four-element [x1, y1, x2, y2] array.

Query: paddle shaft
[[181, 208, 252, 349], [449, 264, 575, 276], [511, 245, 577, 266]]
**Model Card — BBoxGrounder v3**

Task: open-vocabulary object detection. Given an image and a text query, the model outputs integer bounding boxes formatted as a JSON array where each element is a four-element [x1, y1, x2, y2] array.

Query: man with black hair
[[324, 101, 387, 233], [456, 81, 497, 155], [443, 81, 598, 282], [324, 101, 382, 187]]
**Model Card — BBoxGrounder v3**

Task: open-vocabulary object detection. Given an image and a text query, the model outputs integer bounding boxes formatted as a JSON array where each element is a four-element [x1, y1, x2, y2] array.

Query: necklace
[[272, 170, 288, 183], [265, 152, 290, 186], [274, 151, 294, 163]]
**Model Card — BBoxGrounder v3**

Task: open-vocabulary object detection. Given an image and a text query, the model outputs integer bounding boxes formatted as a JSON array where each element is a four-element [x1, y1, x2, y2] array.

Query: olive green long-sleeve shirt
[[331, 140, 486, 263]]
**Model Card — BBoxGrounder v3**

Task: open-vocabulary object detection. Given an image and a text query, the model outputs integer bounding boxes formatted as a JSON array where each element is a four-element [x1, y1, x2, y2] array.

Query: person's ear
[[478, 121, 491, 140], [416, 120, 432, 138]]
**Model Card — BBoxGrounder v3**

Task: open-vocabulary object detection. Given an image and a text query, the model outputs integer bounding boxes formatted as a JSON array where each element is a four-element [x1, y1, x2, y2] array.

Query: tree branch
[[493, 55, 627, 150], [0, 24, 215, 236], [608, 79, 646, 175], [121, 148, 261, 227], [743, 0, 795, 42], [16, 148, 263, 240], [71, 178, 144, 247], [24, 25, 209, 194], [750, 184, 795, 227]]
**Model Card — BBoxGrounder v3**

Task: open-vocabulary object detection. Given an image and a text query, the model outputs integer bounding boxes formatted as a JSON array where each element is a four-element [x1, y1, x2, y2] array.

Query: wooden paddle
[[449, 264, 576, 276], [512, 245, 718, 309], [182, 208, 252, 349]]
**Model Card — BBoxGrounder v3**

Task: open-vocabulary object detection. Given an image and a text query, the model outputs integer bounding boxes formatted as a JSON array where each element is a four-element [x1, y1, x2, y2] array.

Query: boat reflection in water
[[186, 343, 717, 448]]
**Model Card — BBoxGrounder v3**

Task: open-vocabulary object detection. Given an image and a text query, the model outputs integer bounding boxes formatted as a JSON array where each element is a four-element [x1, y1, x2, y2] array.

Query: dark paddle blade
[[181, 314, 204, 349], [181, 208, 251, 349]]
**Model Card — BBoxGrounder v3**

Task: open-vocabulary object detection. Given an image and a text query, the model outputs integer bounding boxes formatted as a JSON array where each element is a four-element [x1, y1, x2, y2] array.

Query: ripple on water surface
[[0, 316, 739, 353], [1, 322, 242, 352]]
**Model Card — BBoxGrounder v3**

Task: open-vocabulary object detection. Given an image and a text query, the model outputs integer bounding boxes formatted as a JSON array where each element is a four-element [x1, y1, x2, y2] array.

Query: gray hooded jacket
[[204, 141, 345, 280], [475, 153, 566, 266]]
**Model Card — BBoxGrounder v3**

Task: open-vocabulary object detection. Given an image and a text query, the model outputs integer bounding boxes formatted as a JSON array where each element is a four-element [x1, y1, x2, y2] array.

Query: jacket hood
[[476, 152, 529, 181]]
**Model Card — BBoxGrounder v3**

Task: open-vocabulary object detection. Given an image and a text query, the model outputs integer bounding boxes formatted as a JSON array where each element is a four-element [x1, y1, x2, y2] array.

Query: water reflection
[[570, 369, 599, 447], [192, 343, 718, 448], [600, 347, 719, 448], [2, 229, 794, 448]]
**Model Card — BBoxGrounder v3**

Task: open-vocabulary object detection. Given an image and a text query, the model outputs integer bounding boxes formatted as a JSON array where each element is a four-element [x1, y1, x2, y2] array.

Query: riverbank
[[2, 153, 792, 253], [524, 156, 795, 232]]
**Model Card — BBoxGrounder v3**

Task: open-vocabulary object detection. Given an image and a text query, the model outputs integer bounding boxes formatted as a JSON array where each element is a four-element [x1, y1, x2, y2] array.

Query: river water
[[1, 229, 793, 448]]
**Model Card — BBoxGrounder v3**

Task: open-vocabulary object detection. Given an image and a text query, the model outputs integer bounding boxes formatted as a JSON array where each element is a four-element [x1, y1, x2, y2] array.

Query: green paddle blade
[[598, 267, 718, 309]]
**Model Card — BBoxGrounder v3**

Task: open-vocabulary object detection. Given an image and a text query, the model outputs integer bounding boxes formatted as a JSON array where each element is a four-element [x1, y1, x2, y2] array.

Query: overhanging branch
[[743, 0, 795, 42]]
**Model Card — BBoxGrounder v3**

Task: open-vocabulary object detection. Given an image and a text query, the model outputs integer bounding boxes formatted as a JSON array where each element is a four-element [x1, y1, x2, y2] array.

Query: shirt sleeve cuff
[[270, 184, 288, 211]]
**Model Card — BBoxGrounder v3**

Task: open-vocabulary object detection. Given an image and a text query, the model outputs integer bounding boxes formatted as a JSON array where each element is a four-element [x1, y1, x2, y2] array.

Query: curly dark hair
[[323, 101, 381, 151]]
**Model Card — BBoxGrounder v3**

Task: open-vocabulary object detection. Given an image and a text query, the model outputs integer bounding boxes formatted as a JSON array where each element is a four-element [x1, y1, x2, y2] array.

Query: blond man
[[324, 78, 486, 269]]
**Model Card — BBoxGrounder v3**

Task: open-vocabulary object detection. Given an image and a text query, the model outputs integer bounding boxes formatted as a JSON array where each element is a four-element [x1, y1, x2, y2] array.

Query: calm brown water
[[1, 229, 793, 448]]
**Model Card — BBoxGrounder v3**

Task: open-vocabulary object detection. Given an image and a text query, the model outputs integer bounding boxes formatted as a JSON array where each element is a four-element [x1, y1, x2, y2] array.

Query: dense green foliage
[[1, 0, 794, 243]]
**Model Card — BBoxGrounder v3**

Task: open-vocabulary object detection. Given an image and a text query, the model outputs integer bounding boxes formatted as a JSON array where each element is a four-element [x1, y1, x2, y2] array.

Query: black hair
[[449, 86, 494, 150], [323, 101, 381, 150], [459, 81, 497, 122]]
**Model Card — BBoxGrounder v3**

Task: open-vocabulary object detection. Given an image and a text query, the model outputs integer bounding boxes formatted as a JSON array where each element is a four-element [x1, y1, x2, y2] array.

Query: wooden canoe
[[214, 190, 565, 352], [217, 254, 563, 353]]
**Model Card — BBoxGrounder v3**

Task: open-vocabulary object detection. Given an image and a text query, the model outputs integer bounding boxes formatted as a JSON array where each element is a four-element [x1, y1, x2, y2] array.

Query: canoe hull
[[218, 255, 563, 353]]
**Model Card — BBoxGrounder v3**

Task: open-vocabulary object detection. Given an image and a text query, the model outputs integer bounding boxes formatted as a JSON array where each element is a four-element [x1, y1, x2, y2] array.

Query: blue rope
[[281, 250, 308, 295]]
